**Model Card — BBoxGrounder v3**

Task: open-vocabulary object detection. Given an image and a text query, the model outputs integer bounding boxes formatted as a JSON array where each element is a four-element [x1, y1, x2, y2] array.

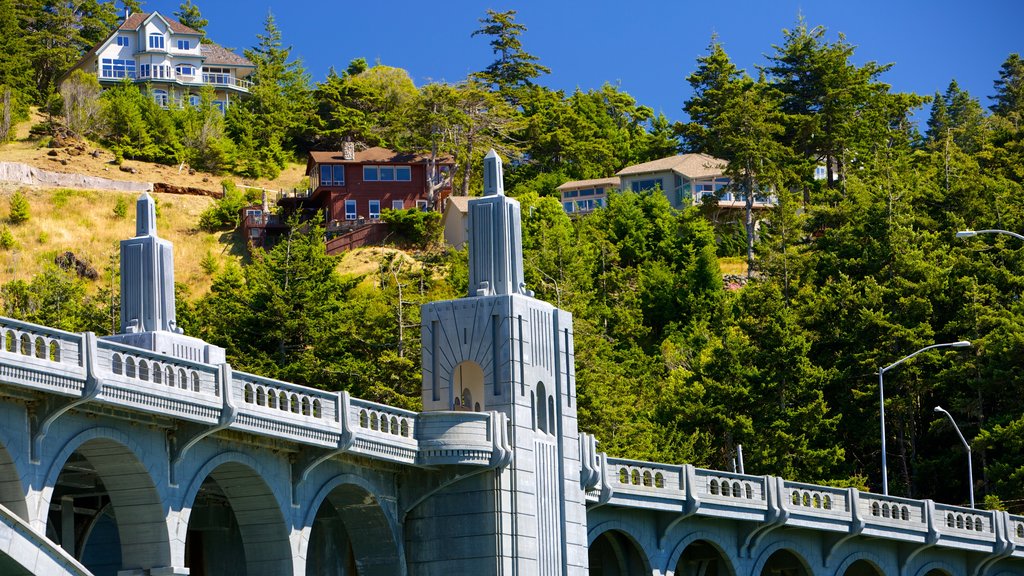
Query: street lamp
[[934, 405, 975, 509], [879, 341, 971, 496], [956, 229, 1024, 242]]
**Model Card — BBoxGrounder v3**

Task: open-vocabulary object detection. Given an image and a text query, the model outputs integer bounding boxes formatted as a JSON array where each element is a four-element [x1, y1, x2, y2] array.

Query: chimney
[[125, 8, 130, 21], [342, 141, 355, 161]]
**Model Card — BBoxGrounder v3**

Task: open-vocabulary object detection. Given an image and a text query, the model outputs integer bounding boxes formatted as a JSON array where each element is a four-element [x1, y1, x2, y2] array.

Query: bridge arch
[[588, 521, 652, 576], [912, 561, 957, 576], [666, 531, 735, 576], [180, 451, 292, 576], [0, 434, 28, 521], [834, 551, 887, 576], [40, 426, 170, 574], [751, 541, 813, 576], [302, 473, 403, 575]]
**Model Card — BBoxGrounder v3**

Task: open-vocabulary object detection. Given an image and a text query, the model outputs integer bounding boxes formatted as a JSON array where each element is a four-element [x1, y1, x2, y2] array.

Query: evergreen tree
[[174, 0, 207, 40], [471, 9, 550, 103], [8, 190, 29, 224], [680, 36, 743, 156], [991, 53, 1024, 126]]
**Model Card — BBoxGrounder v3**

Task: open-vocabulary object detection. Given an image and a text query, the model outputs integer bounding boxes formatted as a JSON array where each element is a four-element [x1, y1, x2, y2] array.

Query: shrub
[[0, 227, 15, 250], [113, 196, 128, 219], [197, 180, 248, 232], [8, 191, 29, 224], [381, 208, 442, 250], [200, 251, 219, 276]]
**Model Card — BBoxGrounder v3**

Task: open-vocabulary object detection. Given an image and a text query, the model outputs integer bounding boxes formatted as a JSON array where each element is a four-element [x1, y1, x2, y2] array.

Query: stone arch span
[[180, 451, 291, 576], [0, 435, 28, 521], [588, 520, 653, 576], [913, 561, 957, 576], [302, 473, 403, 575], [834, 551, 887, 576], [665, 531, 735, 576], [40, 426, 171, 572], [751, 541, 813, 576]]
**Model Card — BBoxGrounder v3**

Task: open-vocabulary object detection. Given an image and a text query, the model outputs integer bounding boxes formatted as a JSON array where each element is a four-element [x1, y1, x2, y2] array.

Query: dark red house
[[300, 144, 454, 227]]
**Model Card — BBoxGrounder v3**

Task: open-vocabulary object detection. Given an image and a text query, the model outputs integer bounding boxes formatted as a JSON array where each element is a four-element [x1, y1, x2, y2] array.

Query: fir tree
[[174, 0, 207, 40]]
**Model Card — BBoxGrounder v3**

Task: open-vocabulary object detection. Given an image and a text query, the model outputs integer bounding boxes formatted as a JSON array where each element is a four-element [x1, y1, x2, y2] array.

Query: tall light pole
[[956, 229, 1024, 242], [879, 341, 971, 496], [934, 405, 975, 509]]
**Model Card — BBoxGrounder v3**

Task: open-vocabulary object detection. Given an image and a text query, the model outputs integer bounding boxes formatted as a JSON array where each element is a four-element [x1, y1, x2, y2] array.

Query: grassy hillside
[[0, 185, 241, 297]]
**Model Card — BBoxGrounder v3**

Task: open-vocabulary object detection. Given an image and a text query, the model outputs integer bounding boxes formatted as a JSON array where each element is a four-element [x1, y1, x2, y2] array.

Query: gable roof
[[444, 196, 472, 215], [121, 11, 203, 35], [556, 177, 620, 192], [616, 153, 727, 179], [308, 147, 455, 169], [201, 43, 254, 68]]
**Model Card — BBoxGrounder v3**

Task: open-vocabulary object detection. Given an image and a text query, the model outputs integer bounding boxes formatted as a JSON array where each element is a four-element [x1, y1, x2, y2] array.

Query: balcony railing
[[202, 73, 253, 90]]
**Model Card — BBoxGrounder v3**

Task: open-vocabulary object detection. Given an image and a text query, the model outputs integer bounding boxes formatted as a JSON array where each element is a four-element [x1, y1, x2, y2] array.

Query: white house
[[66, 11, 254, 111]]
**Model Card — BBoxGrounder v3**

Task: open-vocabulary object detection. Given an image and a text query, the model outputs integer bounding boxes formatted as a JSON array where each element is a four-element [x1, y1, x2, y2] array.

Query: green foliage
[[0, 226, 15, 250], [174, 1, 208, 40], [471, 9, 550, 102], [8, 191, 29, 224], [176, 85, 234, 173], [113, 196, 128, 219], [0, 266, 106, 332], [198, 181, 248, 231], [380, 208, 442, 250], [200, 250, 219, 276]]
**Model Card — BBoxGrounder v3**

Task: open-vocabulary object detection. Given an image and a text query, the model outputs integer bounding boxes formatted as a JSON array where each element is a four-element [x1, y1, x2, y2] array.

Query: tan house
[[441, 196, 471, 248], [556, 177, 619, 215]]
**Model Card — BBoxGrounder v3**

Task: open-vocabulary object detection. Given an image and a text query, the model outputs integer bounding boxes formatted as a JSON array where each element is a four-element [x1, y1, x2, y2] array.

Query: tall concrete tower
[[102, 193, 225, 364], [412, 150, 588, 574]]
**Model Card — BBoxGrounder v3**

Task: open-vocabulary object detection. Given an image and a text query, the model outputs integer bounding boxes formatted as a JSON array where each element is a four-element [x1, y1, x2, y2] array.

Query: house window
[[333, 165, 345, 185], [363, 165, 411, 182], [319, 165, 330, 187], [345, 200, 357, 220], [563, 202, 574, 212], [176, 65, 195, 76], [152, 89, 168, 107], [100, 58, 136, 79], [369, 200, 381, 219], [188, 94, 200, 106], [213, 100, 225, 112], [631, 179, 660, 192], [140, 64, 150, 77], [148, 33, 165, 49], [392, 200, 404, 209], [416, 200, 428, 210], [563, 190, 577, 199], [578, 188, 594, 197], [116, 36, 130, 47], [595, 197, 605, 208], [177, 40, 190, 50]]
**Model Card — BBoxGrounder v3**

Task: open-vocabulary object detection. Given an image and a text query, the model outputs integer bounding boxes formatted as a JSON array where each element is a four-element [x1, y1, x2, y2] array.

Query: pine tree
[[471, 9, 550, 103], [8, 190, 29, 224], [680, 36, 743, 156], [991, 53, 1024, 126], [174, 0, 208, 40]]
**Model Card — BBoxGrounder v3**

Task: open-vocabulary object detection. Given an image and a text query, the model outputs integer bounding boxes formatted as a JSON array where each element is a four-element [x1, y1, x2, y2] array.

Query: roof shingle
[[616, 153, 727, 179]]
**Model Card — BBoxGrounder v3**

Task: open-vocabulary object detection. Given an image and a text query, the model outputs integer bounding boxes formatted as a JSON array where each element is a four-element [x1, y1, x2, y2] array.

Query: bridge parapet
[[98, 338, 223, 422], [233, 370, 343, 448], [350, 397, 420, 463], [0, 317, 85, 395]]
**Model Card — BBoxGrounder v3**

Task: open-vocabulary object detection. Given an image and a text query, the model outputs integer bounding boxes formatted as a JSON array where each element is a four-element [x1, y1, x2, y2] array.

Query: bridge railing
[[692, 467, 768, 510], [96, 339, 223, 422], [349, 397, 419, 463], [231, 371, 343, 448], [1011, 514, 1024, 545], [855, 493, 929, 537], [606, 457, 684, 498], [933, 502, 996, 544], [0, 318, 85, 394], [416, 411, 495, 466]]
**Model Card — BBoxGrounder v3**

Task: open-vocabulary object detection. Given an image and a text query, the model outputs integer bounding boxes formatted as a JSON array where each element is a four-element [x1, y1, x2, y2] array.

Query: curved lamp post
[[934, 405, 975, 509], [956, 229, 1024, 242], [879, 341, 971, 496]]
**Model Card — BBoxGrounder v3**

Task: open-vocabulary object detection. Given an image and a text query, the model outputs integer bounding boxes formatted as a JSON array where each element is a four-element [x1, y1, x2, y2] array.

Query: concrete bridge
[[0, 152, 1022, 575]]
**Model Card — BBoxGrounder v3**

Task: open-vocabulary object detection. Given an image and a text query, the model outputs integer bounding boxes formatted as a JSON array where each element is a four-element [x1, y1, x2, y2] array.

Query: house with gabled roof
[[556, 153, 777, 215], [64, 10, 254, 111]]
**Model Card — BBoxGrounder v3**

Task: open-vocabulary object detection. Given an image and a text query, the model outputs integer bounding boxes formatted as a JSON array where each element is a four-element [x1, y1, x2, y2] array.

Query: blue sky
[[145, 0, 1021, 127]]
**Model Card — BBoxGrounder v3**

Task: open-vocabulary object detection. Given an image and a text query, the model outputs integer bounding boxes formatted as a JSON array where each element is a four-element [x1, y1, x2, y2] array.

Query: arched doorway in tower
[[589, 529, 650, 576], [843, 559, 883, 576], [44, 437, 169, 576], [184, 461, 291, 576], [305, 481, 401, 576], [452, 361, 485, 411], [759, 549, 810, 576], [674, 539, 733, 575]]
